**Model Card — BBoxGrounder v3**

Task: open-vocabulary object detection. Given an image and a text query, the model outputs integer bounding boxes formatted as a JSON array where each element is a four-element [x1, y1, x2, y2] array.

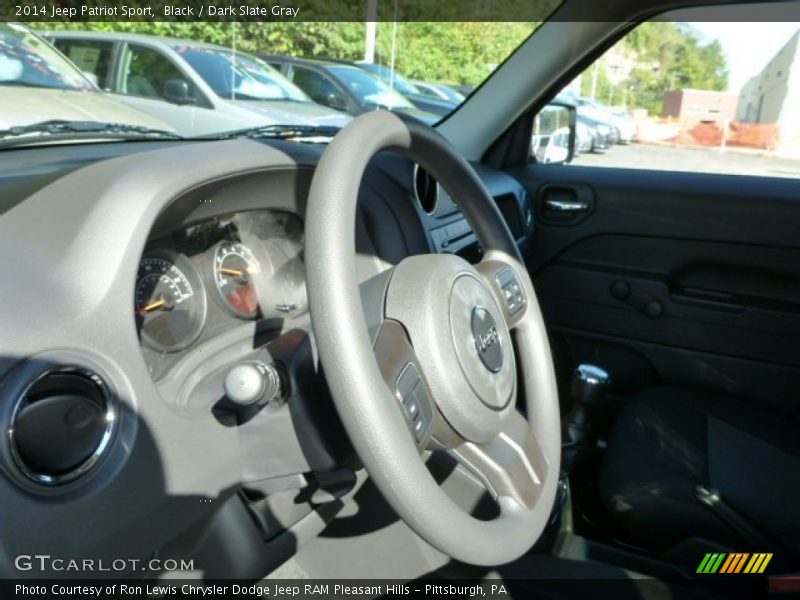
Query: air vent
[[414, 165, 439, 214], [9, 367, 116, 485]]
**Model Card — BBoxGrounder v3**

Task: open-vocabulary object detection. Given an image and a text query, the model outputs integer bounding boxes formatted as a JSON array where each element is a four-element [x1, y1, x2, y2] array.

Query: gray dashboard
[[0, 136, 533, 578]]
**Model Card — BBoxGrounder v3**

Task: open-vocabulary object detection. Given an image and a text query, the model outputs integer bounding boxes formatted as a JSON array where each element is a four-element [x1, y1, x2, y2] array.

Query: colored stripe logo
[[697, 553, 773, 574]]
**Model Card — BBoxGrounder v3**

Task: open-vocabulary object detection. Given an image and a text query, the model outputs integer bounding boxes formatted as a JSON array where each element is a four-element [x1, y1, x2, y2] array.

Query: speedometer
[[212, 241, 264, 319], [134, 253, 206, 352]]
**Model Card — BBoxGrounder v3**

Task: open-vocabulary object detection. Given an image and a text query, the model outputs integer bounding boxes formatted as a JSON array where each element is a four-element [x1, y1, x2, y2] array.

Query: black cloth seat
[[599, 387, 800, 563]]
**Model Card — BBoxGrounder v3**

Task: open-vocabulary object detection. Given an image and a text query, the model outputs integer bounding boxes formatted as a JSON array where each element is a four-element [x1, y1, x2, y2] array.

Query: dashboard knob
[[223, 362, 283, 407]]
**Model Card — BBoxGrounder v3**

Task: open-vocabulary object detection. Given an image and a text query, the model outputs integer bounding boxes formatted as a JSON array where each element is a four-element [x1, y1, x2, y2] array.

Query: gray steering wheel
[[305, 111, 561, 566]]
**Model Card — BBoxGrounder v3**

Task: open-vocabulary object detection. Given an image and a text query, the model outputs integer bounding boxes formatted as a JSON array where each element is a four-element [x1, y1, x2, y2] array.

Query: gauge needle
[[137, 298, 166, 314], [219, 267, 244, 277]]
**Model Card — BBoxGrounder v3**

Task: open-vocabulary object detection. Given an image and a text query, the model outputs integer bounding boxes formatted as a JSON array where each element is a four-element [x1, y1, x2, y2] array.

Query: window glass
[[175, 46, 309, 102], [53, 39, 113, 90], [551, 8, 800, 178], [290, 66, 345, 108], [327, 65, 415, 110], [121, 44, 188, 100], [0, 23, 94, 91]]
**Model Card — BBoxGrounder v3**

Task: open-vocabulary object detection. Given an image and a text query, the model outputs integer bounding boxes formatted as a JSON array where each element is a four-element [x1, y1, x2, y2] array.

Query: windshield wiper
[[0, 120, 183, 148], [201, 124, 341, 142]]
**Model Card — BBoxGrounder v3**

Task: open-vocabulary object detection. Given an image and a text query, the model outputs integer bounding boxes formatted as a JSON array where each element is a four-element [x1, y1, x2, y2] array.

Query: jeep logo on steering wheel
[[471, 306, 503, 373]]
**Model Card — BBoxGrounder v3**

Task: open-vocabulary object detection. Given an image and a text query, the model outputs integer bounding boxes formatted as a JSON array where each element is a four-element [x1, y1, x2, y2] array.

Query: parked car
[[611, 108, 637, 143], [577, 114, 613, 152], [355, 62, 457, 116], [411, 80, 466, 104], [574, 119, 594, 153], [0, 23, 173, 132], [262, 55, 438, 125], [43, 31, 351, 136], [573, 96, 634, 144]]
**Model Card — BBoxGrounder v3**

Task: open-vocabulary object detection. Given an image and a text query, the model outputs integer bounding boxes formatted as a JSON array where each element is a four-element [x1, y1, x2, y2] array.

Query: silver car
[[44, 31, 351, 136]]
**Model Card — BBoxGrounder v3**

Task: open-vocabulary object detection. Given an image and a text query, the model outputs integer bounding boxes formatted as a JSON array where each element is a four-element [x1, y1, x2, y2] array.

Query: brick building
[[661, 89, 738, 123]]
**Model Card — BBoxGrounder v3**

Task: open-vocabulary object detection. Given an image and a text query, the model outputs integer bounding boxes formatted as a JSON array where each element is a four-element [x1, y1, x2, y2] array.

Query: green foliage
[[617, 22, 728, 113], [33, 21, 535, 86]]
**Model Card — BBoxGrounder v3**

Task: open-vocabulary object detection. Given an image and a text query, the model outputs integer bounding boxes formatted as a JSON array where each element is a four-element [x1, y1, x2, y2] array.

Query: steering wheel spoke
[[372, 319, 436, 447], [448, 410, 548, 510]]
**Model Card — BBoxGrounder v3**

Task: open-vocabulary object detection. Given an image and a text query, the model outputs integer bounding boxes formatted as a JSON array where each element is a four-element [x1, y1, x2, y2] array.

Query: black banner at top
[[4, 0, 800, 22], [2, 0, 561, 22]]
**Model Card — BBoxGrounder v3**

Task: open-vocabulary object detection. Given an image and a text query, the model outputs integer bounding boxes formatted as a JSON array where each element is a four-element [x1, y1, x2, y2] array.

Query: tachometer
[[134, 253, 206, 352], [213, 241, 264, 319]]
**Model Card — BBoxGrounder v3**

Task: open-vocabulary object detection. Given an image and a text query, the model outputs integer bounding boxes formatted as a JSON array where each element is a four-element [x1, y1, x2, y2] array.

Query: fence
[[635, 118, 781, 151]]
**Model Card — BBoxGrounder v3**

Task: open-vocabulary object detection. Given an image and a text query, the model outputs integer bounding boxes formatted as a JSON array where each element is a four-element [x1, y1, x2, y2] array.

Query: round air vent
[[414, 165, 439, 214], [9, 367, 116, 485]]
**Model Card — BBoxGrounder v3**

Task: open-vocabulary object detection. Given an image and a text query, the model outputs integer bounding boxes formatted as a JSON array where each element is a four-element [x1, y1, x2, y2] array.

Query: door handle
[[544, 199, 589, 212], [538, 184, 594, 225]]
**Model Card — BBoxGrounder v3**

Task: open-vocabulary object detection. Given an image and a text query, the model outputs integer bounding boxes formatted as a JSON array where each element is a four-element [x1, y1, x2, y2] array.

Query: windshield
[[175, 46, 309, 102], [327, 65, 415, 110], [0, 23, 94, 91], [4, 21, 544, 144]]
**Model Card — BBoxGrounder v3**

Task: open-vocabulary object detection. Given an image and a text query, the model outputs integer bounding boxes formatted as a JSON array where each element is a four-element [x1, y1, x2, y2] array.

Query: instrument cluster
[[134, 210, 305, 376]]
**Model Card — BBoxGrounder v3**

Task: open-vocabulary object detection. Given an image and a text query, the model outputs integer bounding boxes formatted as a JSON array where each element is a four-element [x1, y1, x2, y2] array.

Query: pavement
[[571, 142, 800, 179]]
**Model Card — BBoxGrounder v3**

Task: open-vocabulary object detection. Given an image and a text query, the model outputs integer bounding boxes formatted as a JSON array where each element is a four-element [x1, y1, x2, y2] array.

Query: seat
[[598, 387, 800, 564]]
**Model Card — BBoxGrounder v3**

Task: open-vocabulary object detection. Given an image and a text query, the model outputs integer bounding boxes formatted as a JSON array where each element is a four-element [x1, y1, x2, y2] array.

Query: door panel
[[510, 164, 800, 415]]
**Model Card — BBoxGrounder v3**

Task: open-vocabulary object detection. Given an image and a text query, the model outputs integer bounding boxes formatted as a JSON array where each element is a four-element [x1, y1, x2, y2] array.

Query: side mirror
[[325, 92, 348, 112], [164, 79, 195, 105], [531, 102, 576, 165]]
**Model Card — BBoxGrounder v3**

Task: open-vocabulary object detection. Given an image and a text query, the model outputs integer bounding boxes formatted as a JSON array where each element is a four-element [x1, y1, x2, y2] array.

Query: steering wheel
[[305, 111, 560, 566]]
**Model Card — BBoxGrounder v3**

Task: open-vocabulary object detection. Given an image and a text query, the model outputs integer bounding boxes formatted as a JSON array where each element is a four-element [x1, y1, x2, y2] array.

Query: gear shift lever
[[562, 364, 610, 473], [570, 364, 610, 424]]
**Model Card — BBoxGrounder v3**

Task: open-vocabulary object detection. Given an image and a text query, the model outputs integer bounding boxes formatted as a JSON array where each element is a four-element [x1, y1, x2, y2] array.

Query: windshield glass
[[0, 23, 94, 91], [5, 20, 546, 143], [175, 46, 309, 102], [328, 65, 415, 109]]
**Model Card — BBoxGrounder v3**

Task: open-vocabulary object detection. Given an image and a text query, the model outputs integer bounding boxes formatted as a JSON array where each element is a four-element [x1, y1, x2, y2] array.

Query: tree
[[616, 22, 729, 114]]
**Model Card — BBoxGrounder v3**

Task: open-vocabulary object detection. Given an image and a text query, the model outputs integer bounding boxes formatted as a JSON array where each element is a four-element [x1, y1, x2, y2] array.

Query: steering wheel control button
[[496, 268, 526, 315], [9, 367, 117, 486], [471, 306, 504, 373], [394, 363, 433, 442], [224, 361, 283, 407]]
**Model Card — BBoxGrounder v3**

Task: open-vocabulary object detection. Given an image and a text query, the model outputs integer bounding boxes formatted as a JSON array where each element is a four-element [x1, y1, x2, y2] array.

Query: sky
[[688, 22, 800, 93]]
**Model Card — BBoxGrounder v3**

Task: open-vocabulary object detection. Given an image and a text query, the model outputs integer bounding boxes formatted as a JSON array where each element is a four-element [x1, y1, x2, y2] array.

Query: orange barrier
[[639, 119, 780, 150], [727, 122, 780, 150]]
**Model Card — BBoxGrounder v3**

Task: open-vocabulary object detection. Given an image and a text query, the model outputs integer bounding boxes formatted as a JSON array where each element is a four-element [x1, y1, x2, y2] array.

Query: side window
[[549, 11, 800, 178], [120, 44, 190, 101], [52, 39, 113, 90], [290, 66, 348, 111]]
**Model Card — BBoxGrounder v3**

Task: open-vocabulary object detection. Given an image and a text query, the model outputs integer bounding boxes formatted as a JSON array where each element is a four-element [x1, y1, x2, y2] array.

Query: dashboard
[[0, 135, 534, 579]]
